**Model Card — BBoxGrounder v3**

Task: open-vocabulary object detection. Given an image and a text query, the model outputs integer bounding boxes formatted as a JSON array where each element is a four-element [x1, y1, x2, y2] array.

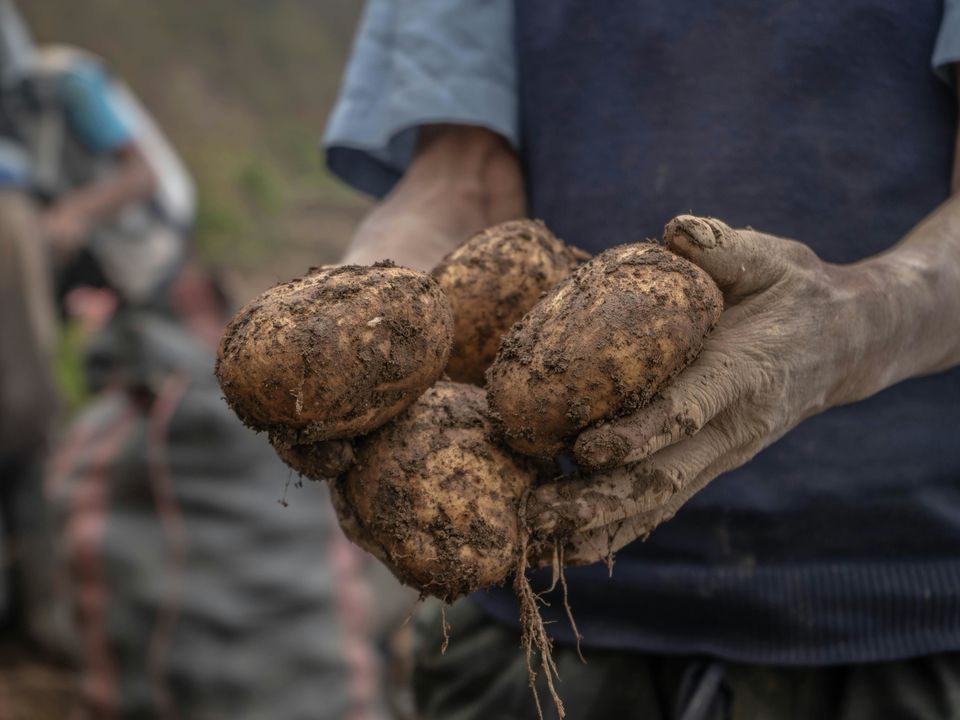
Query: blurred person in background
[[0, 138, 58, 641], [0, 0, 190, 311], [0, 0, 64, 651], [0, 0, 187, 657], [44, 262, 391, 719], [0, 2, 395, 717], [325, 1, 960, 718]]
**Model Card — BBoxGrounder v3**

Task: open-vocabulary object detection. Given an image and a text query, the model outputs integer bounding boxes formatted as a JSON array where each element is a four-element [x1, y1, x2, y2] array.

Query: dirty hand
[[529, 214, 901, 566]]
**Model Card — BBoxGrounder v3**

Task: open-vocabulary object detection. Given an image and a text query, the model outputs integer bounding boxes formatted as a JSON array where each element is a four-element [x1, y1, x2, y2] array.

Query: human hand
[[528, 214, 891, 566]]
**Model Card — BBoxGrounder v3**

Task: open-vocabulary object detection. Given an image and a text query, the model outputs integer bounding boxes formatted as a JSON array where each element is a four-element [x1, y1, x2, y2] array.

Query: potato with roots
[[432, 219, 589, 385], [215, 261, 453, 444], [337, 381, 539, 602], [487, 243, 723, 458]]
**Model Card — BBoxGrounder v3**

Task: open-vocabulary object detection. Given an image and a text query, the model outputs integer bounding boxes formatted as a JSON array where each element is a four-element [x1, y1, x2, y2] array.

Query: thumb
[[663, 215, 785, 301]]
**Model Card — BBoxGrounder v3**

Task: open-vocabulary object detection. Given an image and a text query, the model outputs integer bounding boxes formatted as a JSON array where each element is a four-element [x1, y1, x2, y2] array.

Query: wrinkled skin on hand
[[529, 214, 889, 567]]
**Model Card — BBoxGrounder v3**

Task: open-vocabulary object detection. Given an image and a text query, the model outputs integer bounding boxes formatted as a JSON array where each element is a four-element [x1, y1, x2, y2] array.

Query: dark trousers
[[414, 598, 960, 720]]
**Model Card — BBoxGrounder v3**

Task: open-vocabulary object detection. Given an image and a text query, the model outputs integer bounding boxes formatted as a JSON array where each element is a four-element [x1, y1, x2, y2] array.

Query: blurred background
[[0, 4, 420, 719], [24, 0, 369, 297]]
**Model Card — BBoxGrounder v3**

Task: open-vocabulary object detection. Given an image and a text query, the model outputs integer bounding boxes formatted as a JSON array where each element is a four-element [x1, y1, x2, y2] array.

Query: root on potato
[[216, 262, 453, 443], [333, 381, 567, 719]]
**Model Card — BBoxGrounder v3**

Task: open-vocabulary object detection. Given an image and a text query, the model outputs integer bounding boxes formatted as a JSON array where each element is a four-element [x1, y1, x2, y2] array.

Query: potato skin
[[486, 244, 723, 457], [216, 262, 453, 443], [269, 435, 355, 480], [341, 382, 538, 602], [432, 220, 588, 385], [329, 478, 390, 566]]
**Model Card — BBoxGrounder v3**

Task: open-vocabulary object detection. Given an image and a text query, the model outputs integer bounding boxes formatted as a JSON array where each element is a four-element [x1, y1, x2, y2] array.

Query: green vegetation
[[52, 320, 91, 414]]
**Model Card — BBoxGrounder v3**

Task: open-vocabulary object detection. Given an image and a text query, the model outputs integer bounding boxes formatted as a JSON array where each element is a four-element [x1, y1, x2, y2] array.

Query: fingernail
[[665, 216, 733, 250]]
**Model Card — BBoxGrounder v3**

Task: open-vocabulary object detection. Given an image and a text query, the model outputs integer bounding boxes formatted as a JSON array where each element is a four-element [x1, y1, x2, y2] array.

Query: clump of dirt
[[269, 434, 355, 479]]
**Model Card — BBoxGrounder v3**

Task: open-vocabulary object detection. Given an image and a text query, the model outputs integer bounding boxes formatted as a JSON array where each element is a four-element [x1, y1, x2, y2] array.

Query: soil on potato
[[270, 435, 354, 480], [341, 383, 538, 603], [216, 261, 453, 443], [432, 219, 588, 385], [0, 642, 77, 720], [487, 243, 723, 457]]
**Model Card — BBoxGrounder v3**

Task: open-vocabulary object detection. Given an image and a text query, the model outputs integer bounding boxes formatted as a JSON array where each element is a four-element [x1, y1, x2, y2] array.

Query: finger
[[574, 345, 744, 470], [553, 516, 651, 568], [663, 215, 785, 302], [533, 421, 736, 536], [558, 431, 765, 567]]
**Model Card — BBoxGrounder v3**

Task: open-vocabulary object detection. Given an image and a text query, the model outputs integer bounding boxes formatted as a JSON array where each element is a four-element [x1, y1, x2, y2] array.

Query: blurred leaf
[[52, 321, 91, 415]]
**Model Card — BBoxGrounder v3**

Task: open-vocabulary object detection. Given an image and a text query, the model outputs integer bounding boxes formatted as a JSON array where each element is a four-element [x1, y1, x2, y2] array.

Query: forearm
[[340, 124, 526, 269], [406, 123, 526, 231], [835, 195, 960, 402], [51, 143, 156, 228]]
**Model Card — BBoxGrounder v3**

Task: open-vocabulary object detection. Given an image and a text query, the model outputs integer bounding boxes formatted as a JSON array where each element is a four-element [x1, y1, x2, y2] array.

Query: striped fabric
[[43, 313, 391, 719]]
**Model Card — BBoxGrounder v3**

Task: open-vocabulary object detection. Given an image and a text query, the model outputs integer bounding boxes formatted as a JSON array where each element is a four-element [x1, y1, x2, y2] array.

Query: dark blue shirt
[[473, 0, 960, 665], [327, 0, 960, 664]]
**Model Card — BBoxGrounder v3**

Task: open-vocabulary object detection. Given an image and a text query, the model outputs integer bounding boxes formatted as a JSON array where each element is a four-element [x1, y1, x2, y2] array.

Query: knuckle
[[782, 238, 822, 268]]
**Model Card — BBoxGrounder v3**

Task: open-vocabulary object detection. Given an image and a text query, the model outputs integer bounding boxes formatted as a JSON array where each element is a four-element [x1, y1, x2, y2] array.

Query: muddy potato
[[329, 478, 391, 566], [216, 262, 453, 443], [340, 381, 538, 602], [486, 243, 723, 457], [432, 219, 588, 385]]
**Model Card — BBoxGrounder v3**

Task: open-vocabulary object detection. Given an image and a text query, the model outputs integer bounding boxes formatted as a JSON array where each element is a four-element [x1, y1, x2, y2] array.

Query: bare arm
[[833, 66, 960, 399], [340, 124, 526, 270], [839, 194, 960, 398]]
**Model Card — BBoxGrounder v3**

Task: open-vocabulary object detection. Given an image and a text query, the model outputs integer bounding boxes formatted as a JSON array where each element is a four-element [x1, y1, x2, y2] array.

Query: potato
[[269, 434, 354, 480], [339, 381, 538, 602], [329, 478, 390, 566], [486, 243, 723, 457], [432, 219, 588, 385], [216, 262, 453, 443]]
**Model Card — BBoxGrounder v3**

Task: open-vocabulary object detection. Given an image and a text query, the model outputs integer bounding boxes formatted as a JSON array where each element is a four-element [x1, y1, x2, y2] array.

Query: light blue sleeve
[[58, 61, 136, 154], [933, 0, 960, 84], [324, 0, 517, 198]]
